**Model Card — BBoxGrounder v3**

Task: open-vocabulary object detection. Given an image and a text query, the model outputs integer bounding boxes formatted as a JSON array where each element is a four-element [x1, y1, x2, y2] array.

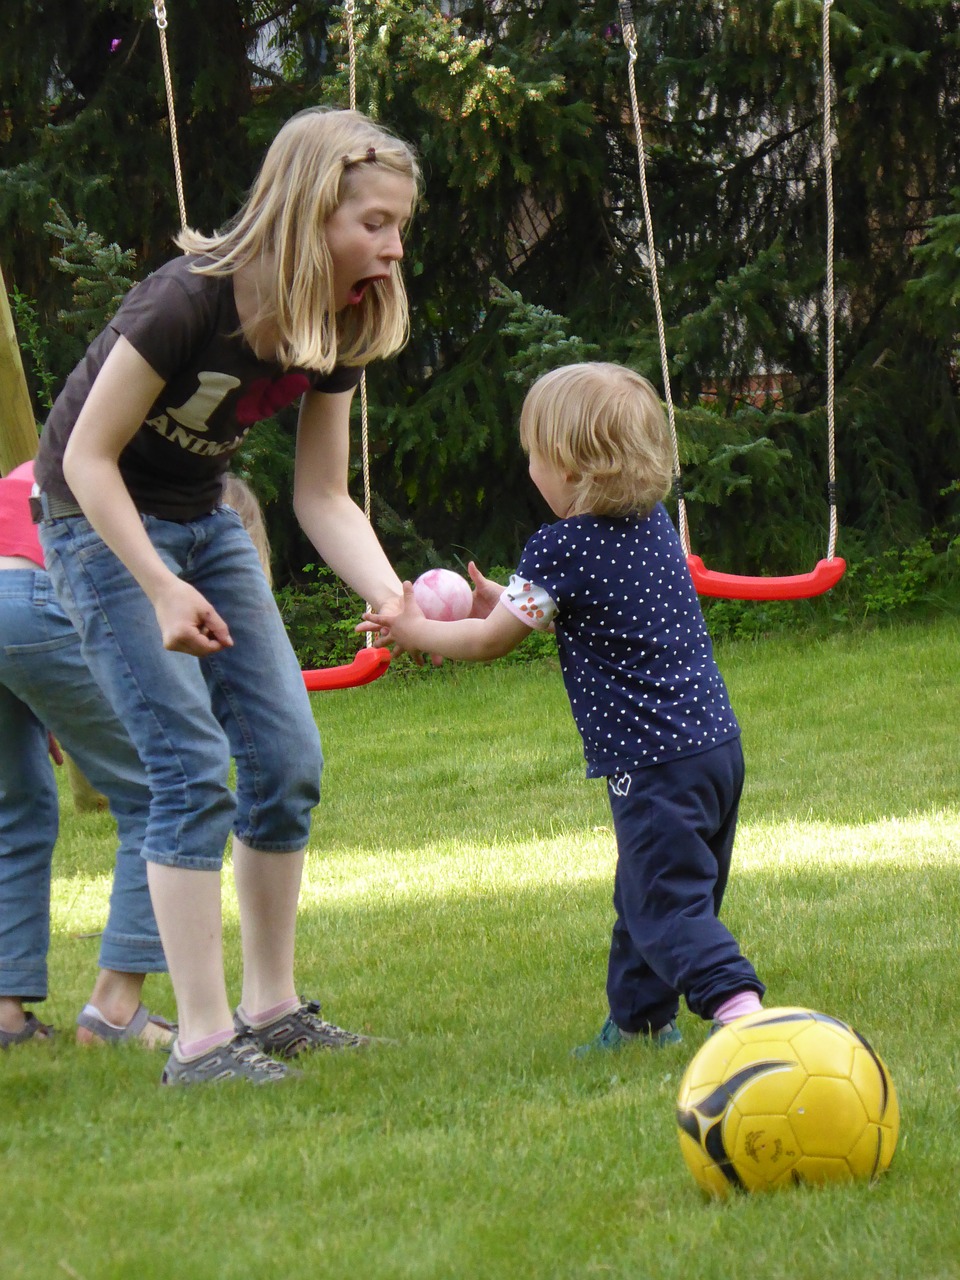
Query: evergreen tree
[[1, 1, 957, 576]]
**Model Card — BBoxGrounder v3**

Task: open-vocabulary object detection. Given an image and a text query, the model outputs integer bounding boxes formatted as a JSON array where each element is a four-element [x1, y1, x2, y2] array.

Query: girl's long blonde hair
[[177, 108, 421, 373], [221, 472, 273, 587], [519, 363, 673, 519]]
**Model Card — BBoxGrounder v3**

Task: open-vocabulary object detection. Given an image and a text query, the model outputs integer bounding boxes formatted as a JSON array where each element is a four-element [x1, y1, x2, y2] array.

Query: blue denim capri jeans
[[39, 506, 322, 872], [0, 569, 165, 1000]]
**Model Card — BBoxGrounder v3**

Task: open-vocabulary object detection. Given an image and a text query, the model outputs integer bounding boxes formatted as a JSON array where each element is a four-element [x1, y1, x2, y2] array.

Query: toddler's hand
[[359, 581, 438, 664], [360, 580, 420, 642], [467, 561, 504, 620]]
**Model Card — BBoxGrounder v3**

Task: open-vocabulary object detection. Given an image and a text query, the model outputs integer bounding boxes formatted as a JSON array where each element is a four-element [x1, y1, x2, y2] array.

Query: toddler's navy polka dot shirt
[[503, 504, 740, 778]]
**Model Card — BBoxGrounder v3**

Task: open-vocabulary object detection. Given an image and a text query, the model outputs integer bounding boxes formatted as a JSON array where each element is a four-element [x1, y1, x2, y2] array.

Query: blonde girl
[[34, 108, 420, 1085]]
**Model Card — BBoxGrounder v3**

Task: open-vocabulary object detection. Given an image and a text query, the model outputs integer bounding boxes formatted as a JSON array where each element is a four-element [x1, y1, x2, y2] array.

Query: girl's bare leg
[[146, 863, 233, 1046], [232, 837, 303, 1018]]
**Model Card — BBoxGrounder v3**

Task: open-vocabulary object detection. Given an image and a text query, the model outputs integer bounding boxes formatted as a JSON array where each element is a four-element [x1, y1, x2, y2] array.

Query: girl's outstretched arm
[[294, 387, 404, 614], [62, 336, 232, 656]]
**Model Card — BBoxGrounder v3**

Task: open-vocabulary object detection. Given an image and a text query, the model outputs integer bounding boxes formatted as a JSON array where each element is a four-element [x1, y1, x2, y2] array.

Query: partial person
[[0, 459, 171, 1050]]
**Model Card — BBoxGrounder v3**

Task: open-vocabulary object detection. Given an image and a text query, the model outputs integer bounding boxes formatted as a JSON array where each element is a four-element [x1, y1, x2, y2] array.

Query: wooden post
[[0, 260, 40, 474]]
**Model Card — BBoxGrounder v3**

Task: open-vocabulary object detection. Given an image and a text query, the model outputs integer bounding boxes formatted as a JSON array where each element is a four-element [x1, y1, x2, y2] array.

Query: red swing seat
[[302, 646, 392, 692], [686, 554, 846, 601]]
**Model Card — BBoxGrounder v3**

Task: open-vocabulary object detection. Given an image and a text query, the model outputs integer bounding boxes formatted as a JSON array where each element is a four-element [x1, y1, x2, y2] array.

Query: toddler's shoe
[[160, 1034, 293, 1086], [572, 1014, 682, 1058], [234, 998, 370, 1059]]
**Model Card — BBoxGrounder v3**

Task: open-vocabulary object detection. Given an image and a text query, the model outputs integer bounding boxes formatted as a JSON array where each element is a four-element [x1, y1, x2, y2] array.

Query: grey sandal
[[233, 999, 370, 1059], [160, 1035, 295, 1086], [0, 1012, 55, 1049], [76, 1003, 176, 1049]]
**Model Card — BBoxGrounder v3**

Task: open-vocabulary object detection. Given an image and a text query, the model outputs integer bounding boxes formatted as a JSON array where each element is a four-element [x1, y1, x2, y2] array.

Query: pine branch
[[44, 200, 138, 340], [490, 278, 600, 383]]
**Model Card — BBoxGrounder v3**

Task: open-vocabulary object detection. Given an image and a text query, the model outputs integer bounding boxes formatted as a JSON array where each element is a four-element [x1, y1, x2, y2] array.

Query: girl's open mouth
[[347, 276, 385, 306]]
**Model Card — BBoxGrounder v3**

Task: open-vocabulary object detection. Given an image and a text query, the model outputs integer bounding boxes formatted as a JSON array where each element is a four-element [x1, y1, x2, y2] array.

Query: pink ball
[[412, 568, 473, 622]]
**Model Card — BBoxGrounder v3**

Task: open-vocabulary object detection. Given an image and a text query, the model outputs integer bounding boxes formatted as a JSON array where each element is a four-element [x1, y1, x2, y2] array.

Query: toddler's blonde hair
[[519, 363, 673, 518], [177, 107, 421, 373]]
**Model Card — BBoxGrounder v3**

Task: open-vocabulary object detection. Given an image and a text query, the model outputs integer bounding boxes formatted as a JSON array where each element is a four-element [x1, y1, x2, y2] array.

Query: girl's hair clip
[[342, 147, 378, 167]]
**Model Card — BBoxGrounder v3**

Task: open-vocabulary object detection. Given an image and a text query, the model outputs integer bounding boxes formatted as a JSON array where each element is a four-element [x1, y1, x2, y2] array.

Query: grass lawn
[[2, 617, 958, 1279]]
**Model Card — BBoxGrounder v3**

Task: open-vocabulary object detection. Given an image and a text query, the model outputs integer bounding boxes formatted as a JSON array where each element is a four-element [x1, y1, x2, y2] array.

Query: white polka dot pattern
[[514, 504, 740, 777]]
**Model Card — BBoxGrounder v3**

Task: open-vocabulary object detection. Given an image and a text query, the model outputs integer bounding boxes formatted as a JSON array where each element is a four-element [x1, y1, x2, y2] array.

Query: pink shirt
[[0, 460, 45, 568]]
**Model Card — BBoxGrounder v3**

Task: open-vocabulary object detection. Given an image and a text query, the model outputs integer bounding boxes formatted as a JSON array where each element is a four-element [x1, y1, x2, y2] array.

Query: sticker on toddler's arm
[[501, 574, 558, 629]]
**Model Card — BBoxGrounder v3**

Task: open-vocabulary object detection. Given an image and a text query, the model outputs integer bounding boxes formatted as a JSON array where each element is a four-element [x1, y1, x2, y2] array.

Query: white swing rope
[[343, 2, 373, 527], [821, 0, 839, 562], [343, 0, 375, 643], [152, 1, 188, 232], [152, 0, 379, 641], [617, 2, 688, 554], [618, 0, 840, 563], [343, 3, 373, 530]]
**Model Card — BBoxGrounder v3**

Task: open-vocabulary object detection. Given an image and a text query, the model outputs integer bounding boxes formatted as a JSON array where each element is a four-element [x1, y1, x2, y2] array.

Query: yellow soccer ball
[[676, 1007, 899, 1197]]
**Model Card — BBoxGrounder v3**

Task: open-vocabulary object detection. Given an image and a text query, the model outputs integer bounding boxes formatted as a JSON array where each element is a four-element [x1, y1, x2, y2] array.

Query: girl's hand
[[467, 561, 505, 619], [153, 578, 234, 656]]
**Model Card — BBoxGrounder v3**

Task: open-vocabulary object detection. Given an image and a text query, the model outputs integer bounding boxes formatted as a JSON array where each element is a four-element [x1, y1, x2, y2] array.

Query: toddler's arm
[[361, 581, 531, 661]]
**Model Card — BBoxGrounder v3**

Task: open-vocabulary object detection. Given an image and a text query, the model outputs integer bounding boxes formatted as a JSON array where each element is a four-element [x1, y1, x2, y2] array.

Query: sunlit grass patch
[[4, 617, 960, 1279]]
